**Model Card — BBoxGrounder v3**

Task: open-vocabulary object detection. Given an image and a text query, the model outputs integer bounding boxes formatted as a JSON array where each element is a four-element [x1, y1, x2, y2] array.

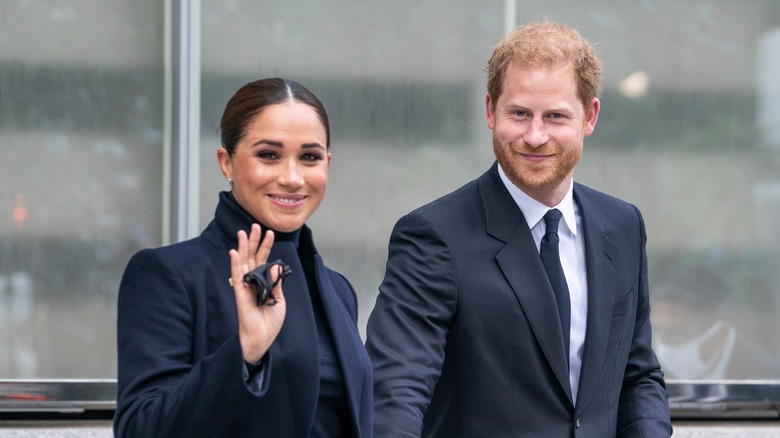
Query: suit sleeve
[[366, 212, 458, 437], [616, 206, 673, 437], [114, 249, 271, 438]]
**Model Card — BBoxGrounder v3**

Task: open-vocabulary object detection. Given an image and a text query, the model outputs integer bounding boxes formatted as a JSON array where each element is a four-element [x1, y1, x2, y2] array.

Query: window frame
[[0, 0, 200, 419], [3, 0, 780, 424]]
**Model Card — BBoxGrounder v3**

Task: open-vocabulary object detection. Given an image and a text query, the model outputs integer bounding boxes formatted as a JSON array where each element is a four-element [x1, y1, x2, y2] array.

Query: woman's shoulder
[[119, 236, 225, 310], [126, 236, 217, 274], [322, 264, 354, 291], [315, 259, 358, 311]]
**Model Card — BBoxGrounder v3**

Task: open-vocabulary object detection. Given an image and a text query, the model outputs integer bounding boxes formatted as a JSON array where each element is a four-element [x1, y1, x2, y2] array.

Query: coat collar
[[202, 191, 369, 432], [203, 191, 317, 255], [496, 163, 578, 237]]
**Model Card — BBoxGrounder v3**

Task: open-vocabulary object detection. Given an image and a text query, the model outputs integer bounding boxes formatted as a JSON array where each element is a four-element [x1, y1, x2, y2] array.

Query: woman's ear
[[217, 147, 232, 181]]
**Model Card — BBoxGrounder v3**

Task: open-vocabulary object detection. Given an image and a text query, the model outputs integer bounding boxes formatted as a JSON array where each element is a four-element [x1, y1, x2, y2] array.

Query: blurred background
[[1, 0, 779, 386]]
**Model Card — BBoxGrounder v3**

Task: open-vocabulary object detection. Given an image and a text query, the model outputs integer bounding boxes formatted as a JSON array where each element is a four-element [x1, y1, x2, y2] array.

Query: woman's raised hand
[[229, 224, 287, 364]]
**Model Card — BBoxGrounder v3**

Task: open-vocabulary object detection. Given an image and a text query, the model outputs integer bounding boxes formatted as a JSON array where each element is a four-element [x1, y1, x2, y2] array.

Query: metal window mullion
[[164, 0, 201, 244], [504, 0, 516, 34]]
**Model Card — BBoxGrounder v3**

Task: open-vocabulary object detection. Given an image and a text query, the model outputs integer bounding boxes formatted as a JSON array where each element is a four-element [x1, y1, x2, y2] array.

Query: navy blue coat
[[115, 192, 372, 437], [366, 163, 671, 437]]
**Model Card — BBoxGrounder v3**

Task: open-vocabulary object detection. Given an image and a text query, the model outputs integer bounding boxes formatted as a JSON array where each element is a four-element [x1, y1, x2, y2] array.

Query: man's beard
[[492, 132, 581, 195]]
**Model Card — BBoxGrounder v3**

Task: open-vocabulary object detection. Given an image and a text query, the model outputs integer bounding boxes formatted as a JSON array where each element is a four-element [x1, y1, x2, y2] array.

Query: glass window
[[200, 1, 780, 385], [200, 0, 505, 335], [200, 2, 780, 416], [0, 1, 165, 378], [2, 0, 779, 419]]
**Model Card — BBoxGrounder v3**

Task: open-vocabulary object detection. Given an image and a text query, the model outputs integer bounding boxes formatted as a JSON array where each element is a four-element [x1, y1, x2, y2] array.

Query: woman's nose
[[278, 160, 304, 187]]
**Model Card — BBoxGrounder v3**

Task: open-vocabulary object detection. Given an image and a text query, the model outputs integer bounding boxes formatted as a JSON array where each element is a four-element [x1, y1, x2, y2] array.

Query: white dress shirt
[[497, 164, 588, 404]]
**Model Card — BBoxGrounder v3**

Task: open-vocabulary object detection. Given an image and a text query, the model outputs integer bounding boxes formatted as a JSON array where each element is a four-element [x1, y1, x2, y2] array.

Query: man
[[366, 21, 672, 437]]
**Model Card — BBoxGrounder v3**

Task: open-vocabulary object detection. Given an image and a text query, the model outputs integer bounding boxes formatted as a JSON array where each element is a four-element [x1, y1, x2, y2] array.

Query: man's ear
[[485, 93, 496, 130], [583, 98, 600, 137]]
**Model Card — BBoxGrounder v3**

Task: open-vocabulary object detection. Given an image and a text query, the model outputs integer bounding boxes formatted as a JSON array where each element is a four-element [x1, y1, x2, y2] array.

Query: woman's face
[[218, 101, 331, 232]]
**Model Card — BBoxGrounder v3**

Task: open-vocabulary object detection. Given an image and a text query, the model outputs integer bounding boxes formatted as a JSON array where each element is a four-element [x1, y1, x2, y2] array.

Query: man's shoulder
[[573, 182, 647, 238], [410, 164, 501, 215], [574, 182, 638, 214], [415, 179, 480, 212], [399, 173, 491, 236]]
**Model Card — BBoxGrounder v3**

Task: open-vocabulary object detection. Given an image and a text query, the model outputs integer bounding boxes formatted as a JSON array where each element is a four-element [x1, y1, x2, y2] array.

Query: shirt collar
[[497, 163, 578, 236]]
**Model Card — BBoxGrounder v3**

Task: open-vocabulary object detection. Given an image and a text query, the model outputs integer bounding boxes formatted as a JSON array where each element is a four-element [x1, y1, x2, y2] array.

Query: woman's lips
[[268, 194, 306, 206]]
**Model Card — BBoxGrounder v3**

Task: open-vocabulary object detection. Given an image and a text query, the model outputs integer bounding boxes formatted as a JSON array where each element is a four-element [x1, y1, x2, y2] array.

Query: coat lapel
[[298, 225, 368, 436], [268, 241, 319, 432], [478, 164, 572, 402], [314, 255, 368, 436], [572, 185, 618, 410]]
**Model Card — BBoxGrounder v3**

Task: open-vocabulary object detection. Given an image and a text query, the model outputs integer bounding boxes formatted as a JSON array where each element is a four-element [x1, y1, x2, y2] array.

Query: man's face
[[486, 62, 599, 206]]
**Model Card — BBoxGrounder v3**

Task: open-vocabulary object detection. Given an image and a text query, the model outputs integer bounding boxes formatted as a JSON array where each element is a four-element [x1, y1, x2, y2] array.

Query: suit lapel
[[572, 185, 618, 410], [479, 164, 572, 402]]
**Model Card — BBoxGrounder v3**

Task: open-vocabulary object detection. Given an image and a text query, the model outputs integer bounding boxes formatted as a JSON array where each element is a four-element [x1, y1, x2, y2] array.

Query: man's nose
[[524, 118, 550, 148]]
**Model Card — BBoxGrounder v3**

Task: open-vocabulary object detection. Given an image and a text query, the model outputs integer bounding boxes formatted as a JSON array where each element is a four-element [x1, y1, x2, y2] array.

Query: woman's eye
[[258, 151, 278, 160], [301, 153, 323, 162]]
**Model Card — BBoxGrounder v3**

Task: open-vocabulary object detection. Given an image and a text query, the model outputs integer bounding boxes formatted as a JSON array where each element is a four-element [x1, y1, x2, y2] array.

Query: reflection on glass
[[652, 265, 780, 380], [201, 0, 780, 384], [0, 1, 164, 378], [1, 0, 779, 385]]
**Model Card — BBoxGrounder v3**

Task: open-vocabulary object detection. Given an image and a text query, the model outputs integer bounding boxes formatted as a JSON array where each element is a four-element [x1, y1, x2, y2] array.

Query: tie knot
[[543, 209, 562, 235]]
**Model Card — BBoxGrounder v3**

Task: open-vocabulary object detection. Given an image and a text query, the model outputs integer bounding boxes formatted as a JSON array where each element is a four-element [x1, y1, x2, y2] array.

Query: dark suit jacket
[[366, 163, 671, 437], [115, 192, 372, 437]]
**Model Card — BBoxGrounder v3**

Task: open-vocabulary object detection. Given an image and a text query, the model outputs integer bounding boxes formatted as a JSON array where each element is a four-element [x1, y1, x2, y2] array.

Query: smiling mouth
[[520, 152, 554, 161], [269, 195, 305, 204]]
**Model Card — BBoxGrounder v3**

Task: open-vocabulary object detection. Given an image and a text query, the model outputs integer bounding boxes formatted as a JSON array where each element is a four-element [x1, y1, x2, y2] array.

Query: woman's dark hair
[[220, 78, 330, 154]]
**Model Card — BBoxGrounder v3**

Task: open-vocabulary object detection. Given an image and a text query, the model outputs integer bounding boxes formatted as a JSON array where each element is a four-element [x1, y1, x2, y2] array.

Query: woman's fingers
[[231, 225, 278, 305], [236, 229, 249, 270], [229, 226, 287, 364], [255, 229, 274, 266], [246, 224, 262, 270], [229, 248, 241, 287], [228, 251, 253, 314]]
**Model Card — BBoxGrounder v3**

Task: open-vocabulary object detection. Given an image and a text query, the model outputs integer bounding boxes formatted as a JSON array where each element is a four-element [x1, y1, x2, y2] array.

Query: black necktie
[[540, 209, 570, 363]]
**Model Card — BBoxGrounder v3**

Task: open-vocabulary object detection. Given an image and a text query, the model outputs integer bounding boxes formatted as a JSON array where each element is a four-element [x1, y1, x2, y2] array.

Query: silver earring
[[227, 178, 233, 186]]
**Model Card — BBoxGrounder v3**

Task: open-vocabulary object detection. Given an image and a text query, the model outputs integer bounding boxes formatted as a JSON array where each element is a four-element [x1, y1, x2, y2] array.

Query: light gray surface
[[673, 422, 780, 437], [0, 421, 112, 437], [2, 421, 780, 437]]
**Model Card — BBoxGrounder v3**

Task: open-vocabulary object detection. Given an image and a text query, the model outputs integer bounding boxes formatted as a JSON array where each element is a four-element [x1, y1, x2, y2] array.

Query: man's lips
[[519, 152, 554, 163]]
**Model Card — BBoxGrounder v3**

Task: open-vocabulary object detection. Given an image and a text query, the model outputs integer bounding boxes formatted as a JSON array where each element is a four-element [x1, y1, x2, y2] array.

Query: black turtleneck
[[225, 191, 350, 436]]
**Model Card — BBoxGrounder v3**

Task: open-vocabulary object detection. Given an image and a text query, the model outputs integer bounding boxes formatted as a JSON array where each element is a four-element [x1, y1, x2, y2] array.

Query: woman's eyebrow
[[250, 139, 283, 148]]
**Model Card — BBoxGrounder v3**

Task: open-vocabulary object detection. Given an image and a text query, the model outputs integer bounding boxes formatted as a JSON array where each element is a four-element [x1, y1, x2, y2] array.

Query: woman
[[114, 78, 372, 437]]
